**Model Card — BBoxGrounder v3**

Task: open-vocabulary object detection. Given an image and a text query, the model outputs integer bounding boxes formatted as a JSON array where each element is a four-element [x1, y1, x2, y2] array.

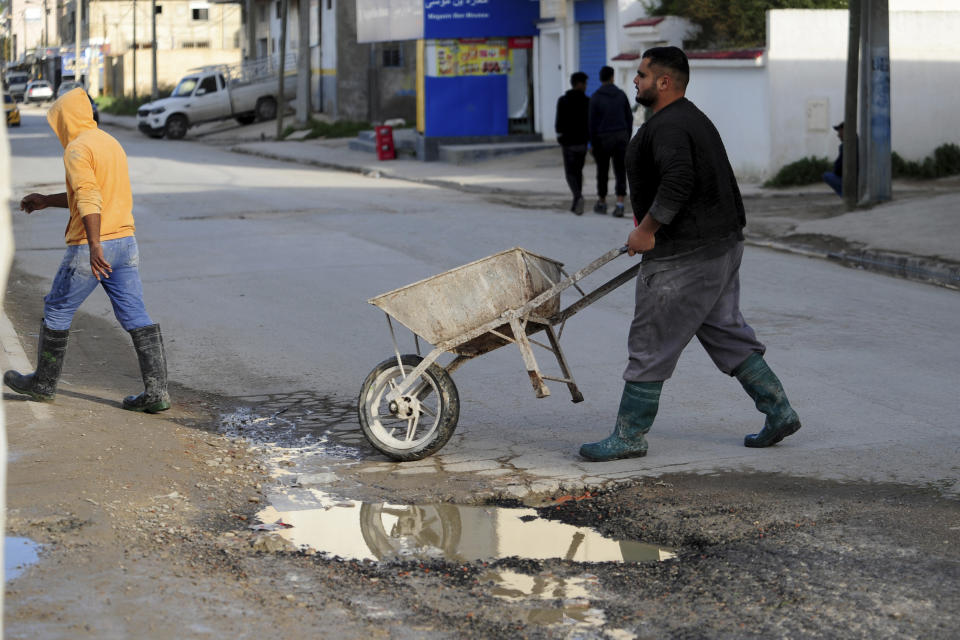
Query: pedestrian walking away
[[4, 88, 171, 413], [580, 47, 801, 462], [588, 66, 632, 217], [555, 72, 591, 215]]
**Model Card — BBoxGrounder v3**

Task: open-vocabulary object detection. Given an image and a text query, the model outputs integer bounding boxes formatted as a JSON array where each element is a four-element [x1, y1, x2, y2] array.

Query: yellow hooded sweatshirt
[[47, 88, 135, 245]]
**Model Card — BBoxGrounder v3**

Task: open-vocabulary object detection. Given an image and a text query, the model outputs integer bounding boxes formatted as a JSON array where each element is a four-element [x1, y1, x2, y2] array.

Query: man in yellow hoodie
[[4, 88, 170, 413]]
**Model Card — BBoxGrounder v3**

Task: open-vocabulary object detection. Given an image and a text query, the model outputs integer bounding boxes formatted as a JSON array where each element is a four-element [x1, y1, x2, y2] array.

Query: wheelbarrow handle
[[550, 246, 640, 324]]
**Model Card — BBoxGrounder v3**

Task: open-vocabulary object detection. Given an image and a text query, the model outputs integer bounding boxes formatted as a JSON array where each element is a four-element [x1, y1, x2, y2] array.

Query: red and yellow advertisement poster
[[457, 39, 508, 75], [435, 38, 509, 76]]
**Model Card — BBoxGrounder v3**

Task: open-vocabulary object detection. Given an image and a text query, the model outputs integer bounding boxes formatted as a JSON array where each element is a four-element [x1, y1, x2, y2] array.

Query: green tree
[[646, 0, 848, 49]]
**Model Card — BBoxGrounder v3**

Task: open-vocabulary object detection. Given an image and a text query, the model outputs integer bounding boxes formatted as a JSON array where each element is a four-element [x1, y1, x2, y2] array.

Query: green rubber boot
[[734, 353, 801, 448], [122, 324, 171, 413], [3, 322, 69, 402], [580, 381, 662, 461]]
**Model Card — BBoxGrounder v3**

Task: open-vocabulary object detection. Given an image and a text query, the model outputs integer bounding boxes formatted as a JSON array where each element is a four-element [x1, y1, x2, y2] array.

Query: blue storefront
[[357, 0, 541, 159]]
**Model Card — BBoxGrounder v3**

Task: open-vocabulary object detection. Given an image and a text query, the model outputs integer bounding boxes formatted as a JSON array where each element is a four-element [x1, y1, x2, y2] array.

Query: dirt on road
[[4, 261, 959, 639]]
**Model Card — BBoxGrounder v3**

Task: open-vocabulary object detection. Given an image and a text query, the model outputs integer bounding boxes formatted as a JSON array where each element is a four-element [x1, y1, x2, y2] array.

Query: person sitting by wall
[[823, 122, 847, 196]]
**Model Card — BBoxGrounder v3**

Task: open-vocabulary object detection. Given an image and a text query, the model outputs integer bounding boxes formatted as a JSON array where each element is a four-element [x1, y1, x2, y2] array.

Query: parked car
[[4, 92, 20, 127], [4, 72, 30, 102], [24, 81, 54, 103], [56, 80, 84, 97]]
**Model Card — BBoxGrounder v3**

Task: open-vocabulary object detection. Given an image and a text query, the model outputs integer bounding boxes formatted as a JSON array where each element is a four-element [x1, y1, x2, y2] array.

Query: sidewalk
[[102, 112, 960, 289]]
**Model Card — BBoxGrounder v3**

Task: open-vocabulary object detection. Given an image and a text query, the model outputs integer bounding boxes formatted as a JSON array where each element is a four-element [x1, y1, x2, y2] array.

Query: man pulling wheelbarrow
[[580, 47, 801, 462]]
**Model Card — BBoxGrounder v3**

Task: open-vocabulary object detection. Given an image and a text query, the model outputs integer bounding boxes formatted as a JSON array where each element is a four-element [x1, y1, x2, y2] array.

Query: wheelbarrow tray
[[368, 247, 564, 354]]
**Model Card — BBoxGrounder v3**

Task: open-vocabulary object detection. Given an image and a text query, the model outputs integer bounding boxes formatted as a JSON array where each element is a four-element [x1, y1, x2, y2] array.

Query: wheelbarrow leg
[[509, 318, 551, 398], [545, 325, 584, 403]]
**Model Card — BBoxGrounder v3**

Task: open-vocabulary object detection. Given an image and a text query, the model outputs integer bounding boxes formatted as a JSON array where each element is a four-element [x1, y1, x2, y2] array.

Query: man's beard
[[636, 91, 655, 107]]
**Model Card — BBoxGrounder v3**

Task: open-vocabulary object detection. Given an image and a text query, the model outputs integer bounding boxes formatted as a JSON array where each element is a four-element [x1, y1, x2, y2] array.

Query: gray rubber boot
[[3, 322, 69, 402], [122, 324, 171, 413], [734, 352, 801, 447], [579, 381, 662, 461]]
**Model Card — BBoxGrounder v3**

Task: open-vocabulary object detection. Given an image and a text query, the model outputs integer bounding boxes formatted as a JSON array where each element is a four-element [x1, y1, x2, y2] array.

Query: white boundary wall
[[689, 8, 960, 180], [686, 58, 771, 181]]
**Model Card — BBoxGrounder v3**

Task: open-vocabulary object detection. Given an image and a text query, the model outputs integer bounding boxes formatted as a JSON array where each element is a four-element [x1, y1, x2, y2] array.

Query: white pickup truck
[[136, 57, 297, 139]]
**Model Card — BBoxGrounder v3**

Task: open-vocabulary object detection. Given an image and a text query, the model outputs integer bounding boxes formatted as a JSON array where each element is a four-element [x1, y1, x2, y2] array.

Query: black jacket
[[555, 89, 590, 146], [625, 98, 745, 260], [588, 83, 632, 141]]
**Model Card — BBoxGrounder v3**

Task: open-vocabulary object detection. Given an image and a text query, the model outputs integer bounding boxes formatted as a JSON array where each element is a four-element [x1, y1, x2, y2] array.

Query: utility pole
[[132, 0, 136, 99], [296, 0, 310, 124], [245, 0, 256, 61], [275, 0, 287, 139], [150, 0, 156, 99], [842, 0, 860, 210], [859, 0, 891, 205], [75, 0, 82, 84]]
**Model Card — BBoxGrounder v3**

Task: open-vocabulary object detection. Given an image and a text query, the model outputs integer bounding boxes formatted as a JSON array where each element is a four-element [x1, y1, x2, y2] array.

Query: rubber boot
[[122, 324, 171, 413], [3, 322, 69, 402], [580, 381, 662, 461], [734, 352, 801, 448]]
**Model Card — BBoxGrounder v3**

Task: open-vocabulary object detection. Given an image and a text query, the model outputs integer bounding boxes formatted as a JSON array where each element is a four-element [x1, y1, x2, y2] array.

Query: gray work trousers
[[624, 241, 765, 382]]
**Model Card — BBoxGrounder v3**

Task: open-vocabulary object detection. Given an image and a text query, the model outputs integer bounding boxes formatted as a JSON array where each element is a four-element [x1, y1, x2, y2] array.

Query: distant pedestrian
[[579, 46, 801, 462], [588, 65, 632, 217], [4, 88, 171, 413], [555, 72, 590, 215], [823, 122, 846, 196]]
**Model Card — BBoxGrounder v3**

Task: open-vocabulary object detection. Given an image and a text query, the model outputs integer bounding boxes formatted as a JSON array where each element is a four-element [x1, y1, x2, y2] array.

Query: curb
[[826, 249, 960, 290], [745, 238, 959, 290]]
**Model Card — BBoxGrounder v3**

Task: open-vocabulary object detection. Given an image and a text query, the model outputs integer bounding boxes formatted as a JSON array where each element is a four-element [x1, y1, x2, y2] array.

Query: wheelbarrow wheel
[[358, 354, 460, 461]]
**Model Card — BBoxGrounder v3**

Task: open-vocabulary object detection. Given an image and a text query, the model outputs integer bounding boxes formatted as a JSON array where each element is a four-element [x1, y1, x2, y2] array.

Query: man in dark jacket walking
[[588, 66, 633, 217], [580, 47, 800, 462], [555, 72, 590, 214]]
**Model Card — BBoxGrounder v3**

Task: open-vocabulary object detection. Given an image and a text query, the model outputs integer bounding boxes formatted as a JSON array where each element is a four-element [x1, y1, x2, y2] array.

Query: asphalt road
[[8, 106, 960, 498]]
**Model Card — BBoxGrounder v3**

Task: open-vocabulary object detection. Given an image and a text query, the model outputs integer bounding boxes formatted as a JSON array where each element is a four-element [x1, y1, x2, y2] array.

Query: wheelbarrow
[[357, 246, 640, 461]]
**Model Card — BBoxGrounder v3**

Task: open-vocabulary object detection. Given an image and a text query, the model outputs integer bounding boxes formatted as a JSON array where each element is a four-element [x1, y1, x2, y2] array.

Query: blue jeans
[[823, 171, 842, 196], [43, 236, 154, 331]]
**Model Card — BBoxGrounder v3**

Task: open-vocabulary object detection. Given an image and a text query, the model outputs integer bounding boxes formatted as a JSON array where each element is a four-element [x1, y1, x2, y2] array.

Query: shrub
[[763, 156, 832, 187], [892, 143, 960, 179]]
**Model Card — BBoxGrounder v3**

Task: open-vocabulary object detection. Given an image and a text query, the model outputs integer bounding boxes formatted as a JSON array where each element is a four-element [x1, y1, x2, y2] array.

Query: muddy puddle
[[4, 537, 40, 581], [254, 491, 676, 564]]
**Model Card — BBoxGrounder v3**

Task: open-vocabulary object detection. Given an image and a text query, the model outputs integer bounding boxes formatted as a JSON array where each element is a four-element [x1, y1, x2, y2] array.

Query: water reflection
[[4, 537, 40, 581], [256, 491, 676, 564], [483, 569, 606, 625]]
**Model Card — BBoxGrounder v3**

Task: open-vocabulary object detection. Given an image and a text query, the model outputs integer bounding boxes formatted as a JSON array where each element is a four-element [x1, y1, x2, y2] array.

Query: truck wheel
[[255, 97, 277, 122], [164, 114, 188, 140], [235, 114, 256, 126]]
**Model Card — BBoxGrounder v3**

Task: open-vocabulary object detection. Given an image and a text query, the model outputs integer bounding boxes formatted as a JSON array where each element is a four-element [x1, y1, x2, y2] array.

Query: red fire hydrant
[[375, 125, 396, 161]]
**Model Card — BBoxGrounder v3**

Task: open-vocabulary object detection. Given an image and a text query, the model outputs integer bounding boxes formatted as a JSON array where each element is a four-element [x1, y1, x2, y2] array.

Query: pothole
[[252, 491, 676, 564]]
